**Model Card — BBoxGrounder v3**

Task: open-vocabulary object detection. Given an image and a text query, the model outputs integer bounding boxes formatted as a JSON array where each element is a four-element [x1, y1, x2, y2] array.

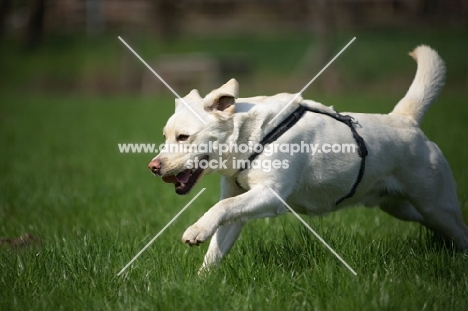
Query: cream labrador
[[149, 45, 468, 272]]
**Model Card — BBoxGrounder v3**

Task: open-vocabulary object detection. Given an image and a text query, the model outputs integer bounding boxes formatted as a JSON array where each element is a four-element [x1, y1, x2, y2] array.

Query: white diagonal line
[[117, 188, 206, 276], [267, 187, 357, 276], [269, 37, 356, 124], [118, 36, 207, 125]]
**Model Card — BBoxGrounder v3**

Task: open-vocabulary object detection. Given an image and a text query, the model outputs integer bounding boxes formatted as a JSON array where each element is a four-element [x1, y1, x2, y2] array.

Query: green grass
[[1, 29, 468, 310], [1, 28, 467, 94], [1, 90, 468, 310]]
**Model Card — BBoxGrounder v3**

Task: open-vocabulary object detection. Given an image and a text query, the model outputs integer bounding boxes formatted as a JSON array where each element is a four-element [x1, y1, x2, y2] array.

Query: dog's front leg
[[182, 185, 288, 246], [200, 177, 246, 271], [200, 222, 245, 273]]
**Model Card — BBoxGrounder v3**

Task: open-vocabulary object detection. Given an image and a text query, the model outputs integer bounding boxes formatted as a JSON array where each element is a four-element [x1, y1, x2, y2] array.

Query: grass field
[[1, 30, 468, 310]]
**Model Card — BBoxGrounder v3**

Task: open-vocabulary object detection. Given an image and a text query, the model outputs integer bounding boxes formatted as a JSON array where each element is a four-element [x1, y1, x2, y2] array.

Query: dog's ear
[[175, 89, 202, 112], [204, 79, 239, 116]]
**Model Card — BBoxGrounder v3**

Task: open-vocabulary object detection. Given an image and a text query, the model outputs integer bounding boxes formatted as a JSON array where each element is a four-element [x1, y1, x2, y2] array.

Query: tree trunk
[[25, 0, 45, 49], [155, 0, 180, 41], [315, 0, 341, 93], [0, 0, 11, 40]]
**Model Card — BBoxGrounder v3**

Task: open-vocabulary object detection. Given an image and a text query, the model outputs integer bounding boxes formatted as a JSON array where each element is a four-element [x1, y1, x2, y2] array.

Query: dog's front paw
[[182, 224, 214, 246]]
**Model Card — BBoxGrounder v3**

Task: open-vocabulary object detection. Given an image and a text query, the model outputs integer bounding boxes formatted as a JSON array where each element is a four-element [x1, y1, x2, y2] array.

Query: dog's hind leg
[[400, 144, 468, 250], [379, 199, 468, 248], [409, 198, 468, 250], [413, 198, 468, 250], [379, 199, 453, 242], [380, 199, 427, 224]]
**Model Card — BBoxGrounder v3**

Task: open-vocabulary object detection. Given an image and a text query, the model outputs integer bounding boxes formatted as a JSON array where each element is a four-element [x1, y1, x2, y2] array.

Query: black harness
[[235, 105, 368, 205]]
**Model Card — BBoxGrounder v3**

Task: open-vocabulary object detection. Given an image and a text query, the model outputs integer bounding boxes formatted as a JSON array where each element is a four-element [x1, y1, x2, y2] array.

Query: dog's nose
[[148, 158, 162, 175]]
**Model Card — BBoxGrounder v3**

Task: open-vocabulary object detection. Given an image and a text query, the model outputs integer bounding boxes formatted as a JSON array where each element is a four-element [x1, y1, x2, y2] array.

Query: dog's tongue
[[162, 170, 191, 184], [176, 170, 191, 184]]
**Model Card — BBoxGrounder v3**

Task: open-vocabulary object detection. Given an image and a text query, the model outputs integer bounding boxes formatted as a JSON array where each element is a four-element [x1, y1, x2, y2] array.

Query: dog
[[149, 45, 468, 272]]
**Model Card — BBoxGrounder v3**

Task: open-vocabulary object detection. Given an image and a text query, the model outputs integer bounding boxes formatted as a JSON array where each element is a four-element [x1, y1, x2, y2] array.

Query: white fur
[[392, 45, 446, 124], [150, 45, 468, 272]]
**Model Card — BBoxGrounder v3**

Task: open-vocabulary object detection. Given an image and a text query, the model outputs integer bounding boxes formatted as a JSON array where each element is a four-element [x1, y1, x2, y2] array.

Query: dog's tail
[[391, 45, 446, 125]]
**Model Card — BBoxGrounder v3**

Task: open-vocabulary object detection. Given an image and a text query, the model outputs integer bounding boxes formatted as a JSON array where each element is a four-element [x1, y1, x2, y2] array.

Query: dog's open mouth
[[162, 156, 208, 195]]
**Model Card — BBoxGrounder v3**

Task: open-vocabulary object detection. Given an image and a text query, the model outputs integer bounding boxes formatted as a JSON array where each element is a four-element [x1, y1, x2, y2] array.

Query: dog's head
[[148, 79, 239, 194]]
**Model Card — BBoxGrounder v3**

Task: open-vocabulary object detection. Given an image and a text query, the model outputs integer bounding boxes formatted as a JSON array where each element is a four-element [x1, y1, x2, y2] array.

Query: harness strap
[[239, 105, 309, 172], [236, 105, 368, 206], [302, 107, 368, 204]]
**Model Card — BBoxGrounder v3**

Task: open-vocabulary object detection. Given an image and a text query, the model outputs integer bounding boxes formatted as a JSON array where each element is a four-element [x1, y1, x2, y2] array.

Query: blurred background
[[0, 0, 467, 97], [1, 3, 468, 309], [1, 0, 468, 245], [1, 0, 468, 237]]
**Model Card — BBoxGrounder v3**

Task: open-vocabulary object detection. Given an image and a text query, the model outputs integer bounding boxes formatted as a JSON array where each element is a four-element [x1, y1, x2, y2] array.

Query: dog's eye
[[177, 134, 189, 142]]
